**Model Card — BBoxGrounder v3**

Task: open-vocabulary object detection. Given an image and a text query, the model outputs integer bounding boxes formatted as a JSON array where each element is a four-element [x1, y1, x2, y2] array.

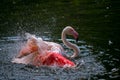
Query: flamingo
[[12, 26, 80, 67]]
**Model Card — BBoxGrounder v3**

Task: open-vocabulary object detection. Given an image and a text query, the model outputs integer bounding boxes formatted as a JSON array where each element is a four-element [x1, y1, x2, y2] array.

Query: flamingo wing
[[34, 52, 75, 67]]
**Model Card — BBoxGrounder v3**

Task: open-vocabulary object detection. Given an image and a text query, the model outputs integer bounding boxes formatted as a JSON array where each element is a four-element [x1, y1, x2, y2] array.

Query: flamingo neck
[[61, 30, 80, 58]]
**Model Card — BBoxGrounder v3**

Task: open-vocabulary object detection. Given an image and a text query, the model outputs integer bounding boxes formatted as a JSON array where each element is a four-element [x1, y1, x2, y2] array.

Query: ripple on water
[[0, 36, 106, 80]]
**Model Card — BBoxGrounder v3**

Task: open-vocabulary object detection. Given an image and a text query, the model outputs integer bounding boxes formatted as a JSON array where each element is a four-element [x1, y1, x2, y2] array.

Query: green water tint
[[0, 0, 120, 79]]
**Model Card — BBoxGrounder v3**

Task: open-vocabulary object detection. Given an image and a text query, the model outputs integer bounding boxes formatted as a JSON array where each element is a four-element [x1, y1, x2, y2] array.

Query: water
[[0, 0, 120, 80]]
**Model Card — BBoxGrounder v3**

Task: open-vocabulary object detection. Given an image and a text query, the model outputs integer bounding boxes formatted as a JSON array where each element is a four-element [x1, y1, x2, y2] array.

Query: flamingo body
[[33, 52, 75, 67], [12, 26, 80, 68]]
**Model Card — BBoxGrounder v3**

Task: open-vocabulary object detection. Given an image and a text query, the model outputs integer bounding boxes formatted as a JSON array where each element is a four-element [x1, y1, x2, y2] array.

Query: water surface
[[0, 0, 120, 80]]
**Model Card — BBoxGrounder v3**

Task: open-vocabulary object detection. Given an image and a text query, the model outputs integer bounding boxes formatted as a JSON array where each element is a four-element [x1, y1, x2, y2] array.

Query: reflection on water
[[0, 0, 120, 80]]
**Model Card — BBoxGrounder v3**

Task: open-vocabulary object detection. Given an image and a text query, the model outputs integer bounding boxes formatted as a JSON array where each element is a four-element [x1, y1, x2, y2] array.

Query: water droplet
[[108, 40, 113, 45], [106, 7, 109, 9]]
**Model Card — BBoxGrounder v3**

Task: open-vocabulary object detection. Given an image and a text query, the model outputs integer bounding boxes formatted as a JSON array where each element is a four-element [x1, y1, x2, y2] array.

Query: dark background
[[0, 0, 120, 80]]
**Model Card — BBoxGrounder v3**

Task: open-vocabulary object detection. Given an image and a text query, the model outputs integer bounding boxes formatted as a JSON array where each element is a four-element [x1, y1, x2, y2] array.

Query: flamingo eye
[[69, 28, 74, 32], [70, 29, 76, 35]]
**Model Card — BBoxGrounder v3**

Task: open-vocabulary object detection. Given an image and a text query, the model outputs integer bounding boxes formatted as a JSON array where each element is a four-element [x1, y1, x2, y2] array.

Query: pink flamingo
[[12, 26, 80, 67]]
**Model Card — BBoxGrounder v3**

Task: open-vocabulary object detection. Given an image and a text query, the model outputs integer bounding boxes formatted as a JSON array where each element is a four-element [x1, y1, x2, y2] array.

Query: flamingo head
[[64, 26, 79, 42]]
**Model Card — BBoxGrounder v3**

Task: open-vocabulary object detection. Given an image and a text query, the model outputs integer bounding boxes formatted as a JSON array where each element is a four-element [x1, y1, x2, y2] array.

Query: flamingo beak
[[76, 37, 79, 42], [72, 30, 79, 42]]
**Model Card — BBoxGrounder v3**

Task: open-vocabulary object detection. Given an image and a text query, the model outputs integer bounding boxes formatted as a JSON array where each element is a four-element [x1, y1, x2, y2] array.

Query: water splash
[[0, 35, 106, 80]]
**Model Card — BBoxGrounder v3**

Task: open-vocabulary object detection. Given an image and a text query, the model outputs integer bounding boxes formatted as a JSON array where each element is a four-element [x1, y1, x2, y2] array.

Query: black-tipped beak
[[76, 37, 79, 42]]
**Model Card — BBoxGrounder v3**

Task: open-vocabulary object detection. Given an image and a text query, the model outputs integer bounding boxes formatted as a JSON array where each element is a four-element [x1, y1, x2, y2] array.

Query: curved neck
[[61, 30, 80, 58]]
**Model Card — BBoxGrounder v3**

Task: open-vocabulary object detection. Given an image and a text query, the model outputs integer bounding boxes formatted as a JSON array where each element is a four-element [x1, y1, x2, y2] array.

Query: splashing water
[[0, 35, 106, 80]]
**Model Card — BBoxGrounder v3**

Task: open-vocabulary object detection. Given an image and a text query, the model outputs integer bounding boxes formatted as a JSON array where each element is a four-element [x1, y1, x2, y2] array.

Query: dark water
[[0, 0, 120, 80]]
